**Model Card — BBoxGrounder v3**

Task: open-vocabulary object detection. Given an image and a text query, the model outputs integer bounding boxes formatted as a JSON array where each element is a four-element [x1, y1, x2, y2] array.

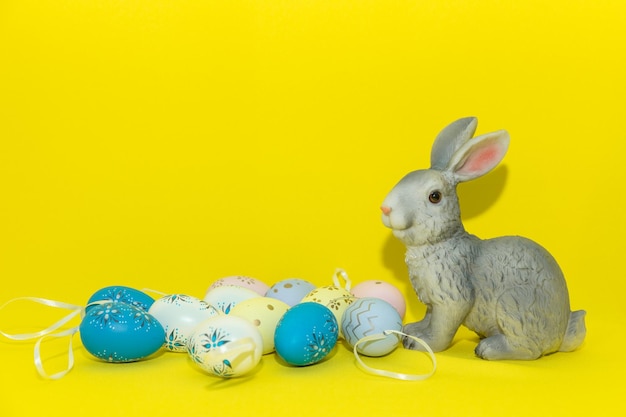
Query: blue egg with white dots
[[86, 286, 155, 312], [79, 301, 165, 362], [274, 302, 338, 366], [265, 278, 316, 306]]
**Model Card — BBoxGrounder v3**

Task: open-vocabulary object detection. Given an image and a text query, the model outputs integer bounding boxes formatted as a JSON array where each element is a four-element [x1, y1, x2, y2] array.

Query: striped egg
[[341, 297, 402, 357]]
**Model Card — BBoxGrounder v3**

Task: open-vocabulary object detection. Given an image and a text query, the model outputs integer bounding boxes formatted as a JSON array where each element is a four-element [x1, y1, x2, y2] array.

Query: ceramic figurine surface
[[380, 117, 586, 360]]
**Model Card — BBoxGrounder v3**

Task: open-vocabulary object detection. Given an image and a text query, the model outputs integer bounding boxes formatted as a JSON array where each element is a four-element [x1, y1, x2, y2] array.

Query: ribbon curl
[[353, 330, 437, 381], [0, 297, 84, 380]]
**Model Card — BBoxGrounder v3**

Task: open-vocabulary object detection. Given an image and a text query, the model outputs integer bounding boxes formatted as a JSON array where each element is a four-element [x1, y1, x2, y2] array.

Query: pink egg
[[350, 280, 406, 319], [208, 276, 270, 296]]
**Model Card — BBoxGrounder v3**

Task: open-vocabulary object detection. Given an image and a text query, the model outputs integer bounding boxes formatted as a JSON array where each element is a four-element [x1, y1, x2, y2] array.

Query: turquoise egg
[[274, 302, 338, 366], [80, 301, 165, 362], [341, 297, 402, 357], [86, 286, 155, 312]]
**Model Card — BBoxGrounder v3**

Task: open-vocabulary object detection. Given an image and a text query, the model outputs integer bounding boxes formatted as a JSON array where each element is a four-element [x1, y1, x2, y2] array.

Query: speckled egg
[[265, 278, 316, 306], [207, 276, 270, 296], [203, 285, 261, 314], [341, 297, 403, 357], [148, 294, 220, 352], [274, 302, 338, 366], [187, 315, 263, 378], [350, 280, 406, 319], [86, 286, 154, 312], [230, 297, 290, 354], [300, 285, 354, 337], [79, 301, 165, 362]]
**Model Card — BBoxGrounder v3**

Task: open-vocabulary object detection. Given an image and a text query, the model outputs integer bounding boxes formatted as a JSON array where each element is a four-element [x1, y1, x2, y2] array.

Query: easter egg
[[79, 301, 165, 362], [274, 302, 338, 366], [208, 276, 270, 296], [203, 285, 261, 314], [230, 297, 290, 354], [301, 285, 354, 337], [341, 297, 403, 357], [265, 278, 316, 306], [187, 315, 263, 377], [148, 294, 220, 352], [86, 286, 154, 312], [350, 280, 406, 319]]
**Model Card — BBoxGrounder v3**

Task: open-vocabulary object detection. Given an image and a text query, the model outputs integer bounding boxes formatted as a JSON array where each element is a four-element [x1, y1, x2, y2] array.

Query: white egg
[[148, 294, 220, 352], [187, 315, 263, 378], [203, 285, 261, 314]]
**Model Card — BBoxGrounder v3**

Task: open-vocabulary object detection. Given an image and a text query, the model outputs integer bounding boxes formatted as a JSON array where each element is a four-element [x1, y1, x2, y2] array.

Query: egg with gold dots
[[300, 285, 354, 338], [265, 278, 316, 306], [230, 297, 290, 354]]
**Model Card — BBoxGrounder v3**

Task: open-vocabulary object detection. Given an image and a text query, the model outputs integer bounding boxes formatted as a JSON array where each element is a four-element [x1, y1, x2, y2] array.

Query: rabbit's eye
[[428, 190, 442, 204]]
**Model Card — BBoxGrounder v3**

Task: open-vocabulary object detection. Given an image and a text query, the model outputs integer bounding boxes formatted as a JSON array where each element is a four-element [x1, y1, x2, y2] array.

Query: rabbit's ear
[[430, 117, 478, 170], [447, 130, 510, 183]]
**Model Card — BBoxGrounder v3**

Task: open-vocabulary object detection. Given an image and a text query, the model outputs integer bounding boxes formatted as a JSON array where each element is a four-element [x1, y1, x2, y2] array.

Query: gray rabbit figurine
[[381, 117, 586, 360]]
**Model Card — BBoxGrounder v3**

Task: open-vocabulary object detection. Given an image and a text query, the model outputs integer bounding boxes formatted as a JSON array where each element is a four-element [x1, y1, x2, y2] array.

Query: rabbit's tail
[[559, 310, 586, 352]]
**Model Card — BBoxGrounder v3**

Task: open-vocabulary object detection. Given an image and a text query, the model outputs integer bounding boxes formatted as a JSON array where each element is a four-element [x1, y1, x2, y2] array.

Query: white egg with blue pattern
[[148, 294, 220, 352], [203, 285, 261, 314], [187, 315, 263, 378]]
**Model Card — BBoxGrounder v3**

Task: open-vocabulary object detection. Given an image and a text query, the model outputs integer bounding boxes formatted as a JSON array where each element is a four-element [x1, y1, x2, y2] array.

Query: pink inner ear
[[457, 143, 503, 176]]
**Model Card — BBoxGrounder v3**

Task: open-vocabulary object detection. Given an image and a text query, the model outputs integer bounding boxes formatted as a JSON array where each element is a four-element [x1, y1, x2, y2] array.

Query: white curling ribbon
[[140, 288, 168, 298], [204, 337, 258, 376], [353, 330, 437, 381], [0, 297, 85, 380], [332, 268, 352, 291], [206, 337, 256, 362]]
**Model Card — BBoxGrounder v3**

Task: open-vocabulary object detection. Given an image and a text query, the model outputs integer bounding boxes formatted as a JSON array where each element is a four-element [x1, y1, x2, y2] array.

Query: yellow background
[[1, 1, 624, 415]]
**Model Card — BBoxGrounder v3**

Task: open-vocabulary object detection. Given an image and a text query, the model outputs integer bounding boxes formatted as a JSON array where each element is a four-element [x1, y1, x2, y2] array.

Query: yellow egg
[[230, 297, 290, 354], [300, 286, 355, 338]]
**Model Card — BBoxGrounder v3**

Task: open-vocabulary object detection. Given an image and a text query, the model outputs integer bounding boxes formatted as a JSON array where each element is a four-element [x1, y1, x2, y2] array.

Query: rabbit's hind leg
[[475, 334, 541, 360], [475, 287, 564, 360]]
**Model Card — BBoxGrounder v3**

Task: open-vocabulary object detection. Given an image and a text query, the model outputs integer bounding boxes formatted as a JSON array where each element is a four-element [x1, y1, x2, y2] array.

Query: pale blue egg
[[341, 297, 402, 357], [265, 278, 316, 306], [274, 302, 338, 366], [80, 301, 165, 362], [86, 286, 155, 312]]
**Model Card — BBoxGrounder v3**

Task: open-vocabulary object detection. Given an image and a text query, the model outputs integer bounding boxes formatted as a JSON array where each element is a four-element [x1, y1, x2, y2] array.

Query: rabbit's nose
[[381, 206, 392, 215]]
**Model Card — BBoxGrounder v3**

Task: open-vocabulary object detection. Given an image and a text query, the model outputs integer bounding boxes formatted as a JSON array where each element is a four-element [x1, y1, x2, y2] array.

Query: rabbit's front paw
[[403, 334, 429, 350], [402, 320, 433, 351], [403, 320, 429, 337]]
